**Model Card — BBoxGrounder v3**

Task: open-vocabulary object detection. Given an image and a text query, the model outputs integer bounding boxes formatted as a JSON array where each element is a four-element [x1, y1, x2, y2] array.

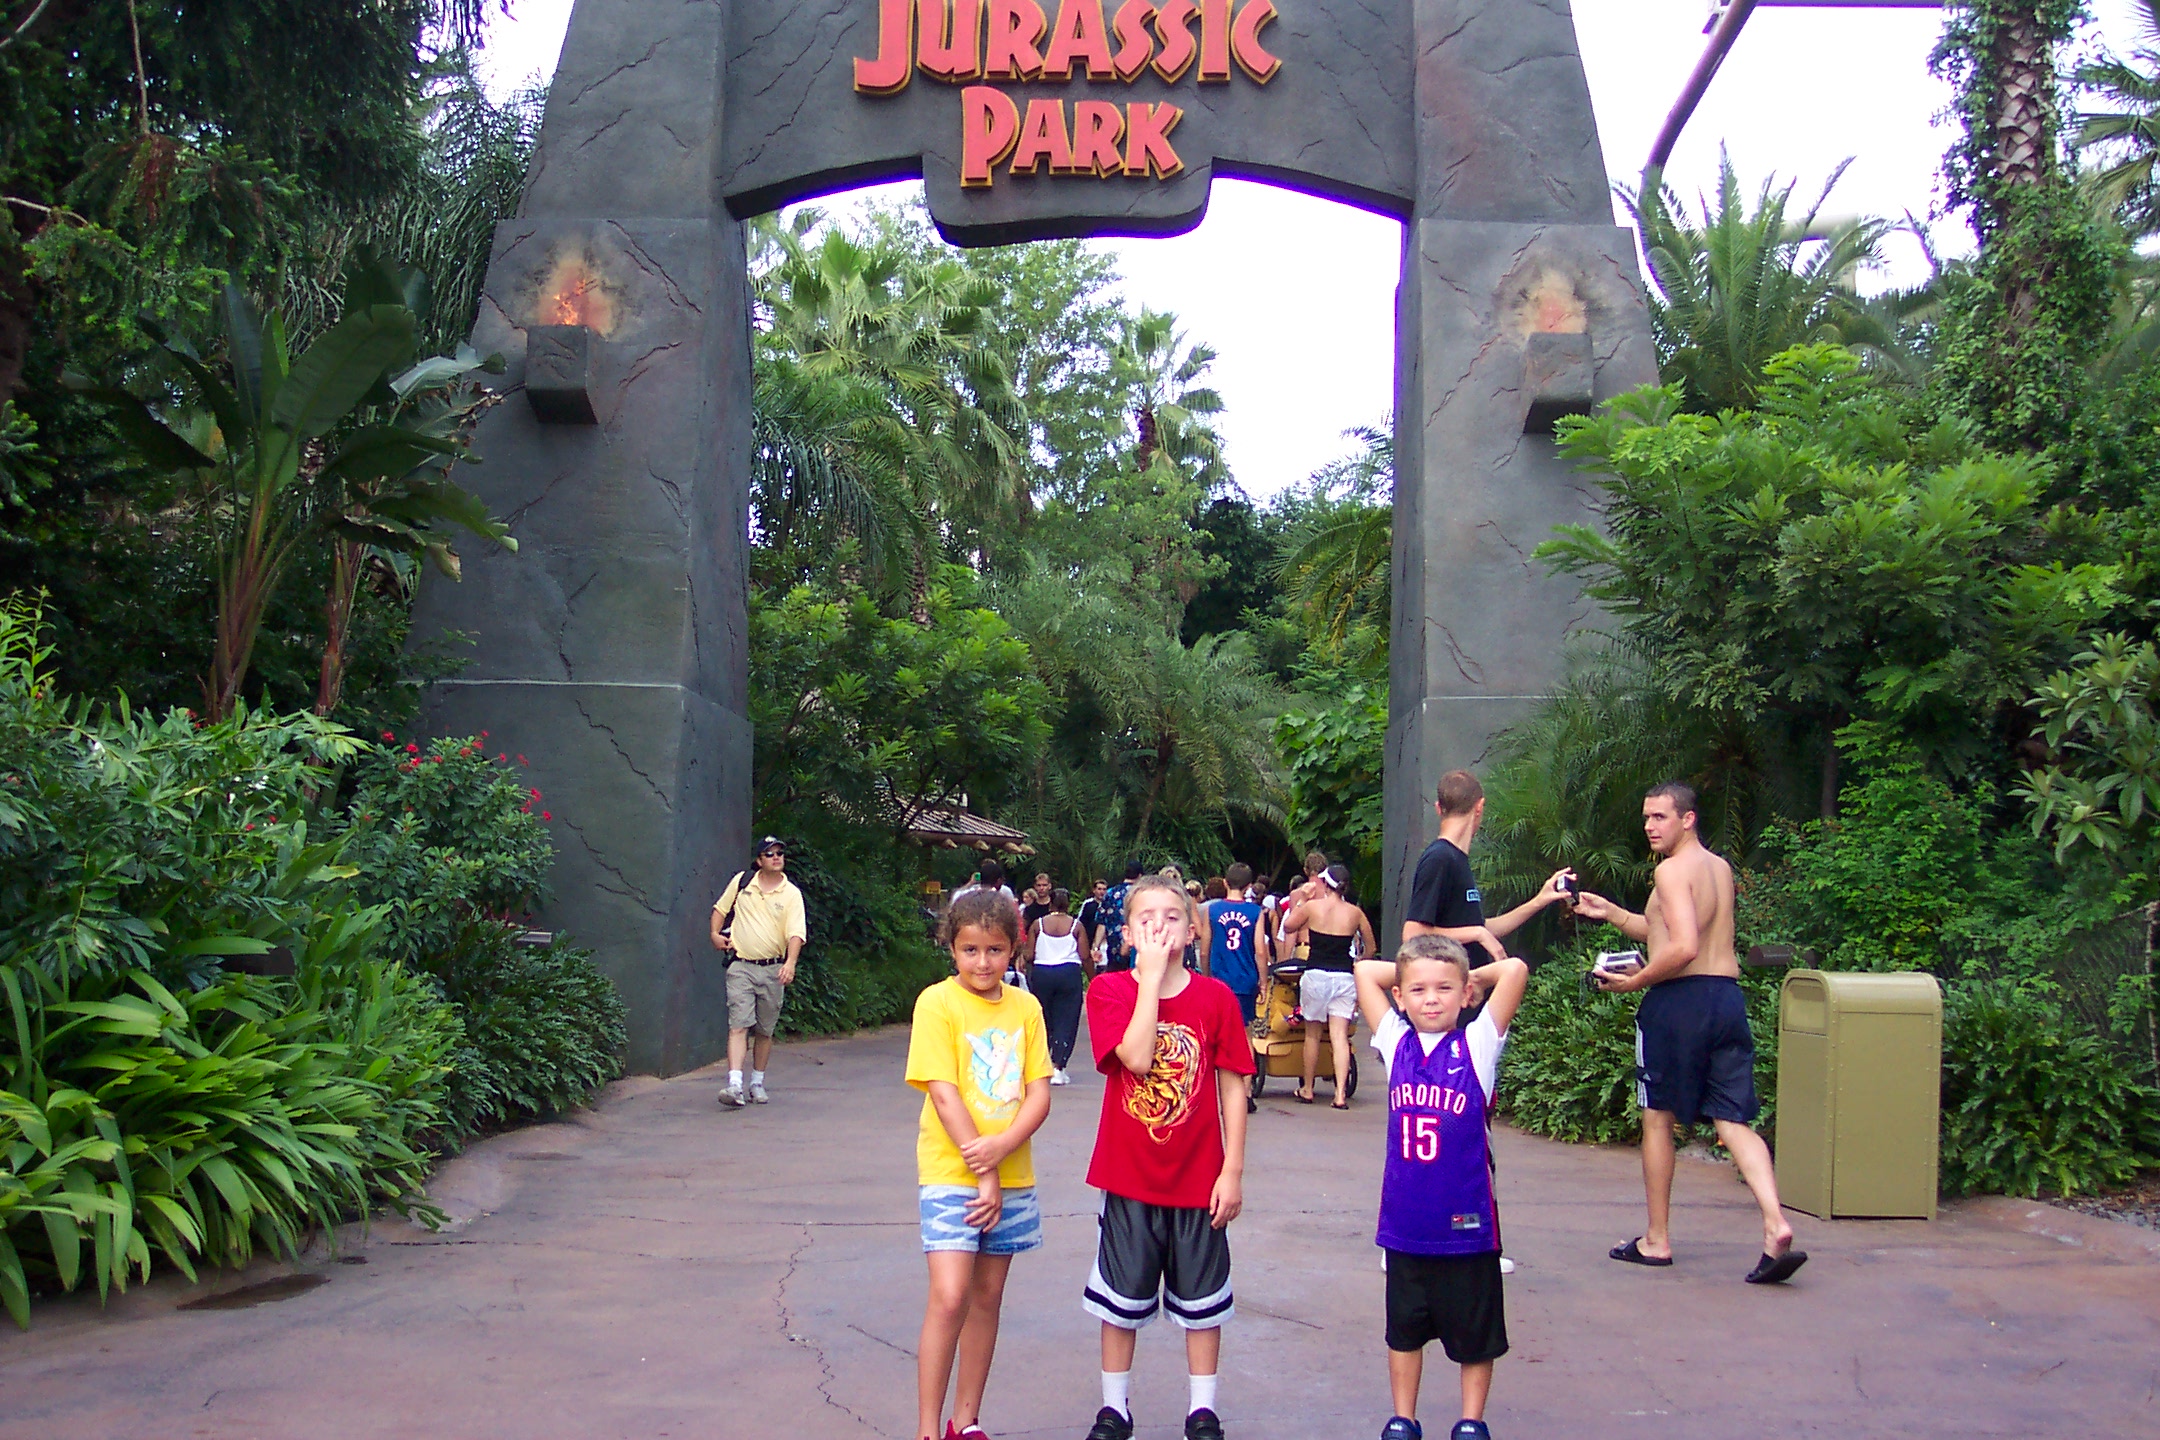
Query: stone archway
[[410, 0, 1657, 1072]]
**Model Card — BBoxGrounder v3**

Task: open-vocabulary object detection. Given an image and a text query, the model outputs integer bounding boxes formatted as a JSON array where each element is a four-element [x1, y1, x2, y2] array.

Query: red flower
[[480, 730, 490, 738], [497, 754, 507, 763], [541, 811, 552, 821], [405, 743, 420, 754], [381, 731, 395, 742], [517, 754, 528, 765], [243, 822, 254, 831], [530, 787, 541, 799]]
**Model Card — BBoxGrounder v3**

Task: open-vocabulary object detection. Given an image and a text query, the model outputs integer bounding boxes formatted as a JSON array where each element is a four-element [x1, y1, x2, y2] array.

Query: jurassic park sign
[[852, 0, 1283, 186]]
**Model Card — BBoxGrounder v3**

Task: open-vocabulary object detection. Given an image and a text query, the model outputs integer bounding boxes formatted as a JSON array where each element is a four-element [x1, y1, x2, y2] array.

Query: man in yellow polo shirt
[[711, 837, 808, 1107]]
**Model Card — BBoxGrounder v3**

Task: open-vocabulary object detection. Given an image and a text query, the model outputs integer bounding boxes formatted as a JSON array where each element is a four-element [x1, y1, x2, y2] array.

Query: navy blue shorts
[[1635, 975, 1758, 1125]]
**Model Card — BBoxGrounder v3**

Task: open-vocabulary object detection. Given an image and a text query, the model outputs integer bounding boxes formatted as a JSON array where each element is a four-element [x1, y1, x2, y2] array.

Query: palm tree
[[1622, 153, 1905, 410], [757, 222, 1028, 613], [1275, 424, 1392, 659], [1112, 308, 1229, 491], [2076, 0, 2160, 240]]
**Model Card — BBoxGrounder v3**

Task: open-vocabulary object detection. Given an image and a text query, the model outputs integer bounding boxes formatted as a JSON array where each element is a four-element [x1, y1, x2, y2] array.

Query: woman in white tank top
[[1026, 888, 1087, 1084]]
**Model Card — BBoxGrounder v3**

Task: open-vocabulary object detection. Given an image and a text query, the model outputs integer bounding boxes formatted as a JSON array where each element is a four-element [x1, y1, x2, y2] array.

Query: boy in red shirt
[[1081, 875, 1255, 1440]]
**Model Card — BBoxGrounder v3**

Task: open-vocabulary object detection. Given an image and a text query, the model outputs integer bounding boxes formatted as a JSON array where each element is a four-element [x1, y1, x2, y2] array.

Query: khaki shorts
[[727, 961, 787, 1037]]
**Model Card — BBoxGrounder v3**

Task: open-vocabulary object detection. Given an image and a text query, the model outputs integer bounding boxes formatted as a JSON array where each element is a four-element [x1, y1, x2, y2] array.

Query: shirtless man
[[1573, 782, 1807, 1285]]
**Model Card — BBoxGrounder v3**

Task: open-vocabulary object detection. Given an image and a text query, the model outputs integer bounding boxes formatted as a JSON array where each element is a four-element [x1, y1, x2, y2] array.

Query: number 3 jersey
[[1373, 1009, 1505, 1256]]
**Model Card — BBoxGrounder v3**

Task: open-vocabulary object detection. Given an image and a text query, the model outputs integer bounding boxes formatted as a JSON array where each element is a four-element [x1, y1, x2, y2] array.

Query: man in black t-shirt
[[1401, 769, 1575, 960]]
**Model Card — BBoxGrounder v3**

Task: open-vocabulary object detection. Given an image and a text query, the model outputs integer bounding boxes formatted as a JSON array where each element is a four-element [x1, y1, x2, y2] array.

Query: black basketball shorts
[[1384, 1249, 1508, 1363], [1082, 1192, 1233, 1330], [1635, 974, 1760, 1126]]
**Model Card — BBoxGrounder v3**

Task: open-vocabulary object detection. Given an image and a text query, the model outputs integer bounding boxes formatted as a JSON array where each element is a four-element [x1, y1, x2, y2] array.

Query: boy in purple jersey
[[1353, 937, 1529, 1440]]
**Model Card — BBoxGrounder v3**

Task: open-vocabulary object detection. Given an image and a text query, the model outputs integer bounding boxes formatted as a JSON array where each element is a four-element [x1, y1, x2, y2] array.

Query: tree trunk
[[1818, 731, 1841, 820], [315, 537, 364, 717], [1985, 4, 2059, 327]]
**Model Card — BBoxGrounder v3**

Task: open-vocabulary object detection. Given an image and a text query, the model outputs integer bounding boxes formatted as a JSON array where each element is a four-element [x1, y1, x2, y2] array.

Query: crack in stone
[[1432, 621, 1489, 686], [605, 224, 702, 315], [506, 467, 579, 532], [574, 107, 634, 153], [1475, 519, 1535, 577], [552, 810, 666, 916], [572, 694, 677, 814], [563, 39, 667, 111]]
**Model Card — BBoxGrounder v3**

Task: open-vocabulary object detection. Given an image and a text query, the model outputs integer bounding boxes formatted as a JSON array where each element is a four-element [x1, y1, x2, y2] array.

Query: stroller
[[1247, 960, 1358, 1103]]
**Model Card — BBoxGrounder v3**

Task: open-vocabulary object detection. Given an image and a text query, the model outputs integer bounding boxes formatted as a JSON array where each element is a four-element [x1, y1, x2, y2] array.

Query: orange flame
[[542, 258, 615, 334]]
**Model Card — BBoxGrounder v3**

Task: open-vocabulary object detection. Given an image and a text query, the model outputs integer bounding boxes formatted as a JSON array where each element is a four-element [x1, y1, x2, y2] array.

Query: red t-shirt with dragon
[[1085, 970, 1255, 1209]]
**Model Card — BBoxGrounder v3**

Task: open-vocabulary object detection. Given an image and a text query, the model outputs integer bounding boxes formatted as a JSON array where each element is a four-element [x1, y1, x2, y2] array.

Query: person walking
[[1027, 887, 1089, 1086], [1099, 861, 1142, 973], [1078, 879, 1109, 961], [1573, 782, 1807, 1284], [1277, 864, 1375, 1109], [1198, 866, 1267, 1027], [1022, 872, 1055, 931], [711, 836, 807, 1107]]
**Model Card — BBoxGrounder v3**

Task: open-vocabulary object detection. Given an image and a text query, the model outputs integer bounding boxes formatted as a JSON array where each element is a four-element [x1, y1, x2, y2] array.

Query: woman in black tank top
[[1278, 865, 1376, 1105], [1303, 930, 1355, 971]]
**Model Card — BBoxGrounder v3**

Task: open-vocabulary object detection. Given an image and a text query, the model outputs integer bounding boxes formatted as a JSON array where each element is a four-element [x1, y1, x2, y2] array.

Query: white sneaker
[[1499, 1256, 1516, 1275], [1050, 1068, 1071, 1086], [718, 1083, 747, 1108], [749, 1080, 769, 1104]]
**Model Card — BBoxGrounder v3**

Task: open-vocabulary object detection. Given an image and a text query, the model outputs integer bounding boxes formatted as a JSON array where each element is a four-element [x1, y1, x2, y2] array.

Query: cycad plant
[[1622, 153, 1904, 410]]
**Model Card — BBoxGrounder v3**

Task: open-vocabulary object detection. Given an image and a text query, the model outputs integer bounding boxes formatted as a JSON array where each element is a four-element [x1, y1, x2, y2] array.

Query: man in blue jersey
[[1198, 863, 1267, 1027]]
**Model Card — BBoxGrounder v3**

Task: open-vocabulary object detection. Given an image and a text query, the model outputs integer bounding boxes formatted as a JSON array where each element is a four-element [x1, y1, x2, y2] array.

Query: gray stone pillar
[[1383, 1, 1659, 945], [407, 0, 750, 1074]]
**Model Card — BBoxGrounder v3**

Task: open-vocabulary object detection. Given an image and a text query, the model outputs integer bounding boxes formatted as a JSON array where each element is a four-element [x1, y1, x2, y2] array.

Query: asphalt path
[[4, 1018, 2157, 1439]]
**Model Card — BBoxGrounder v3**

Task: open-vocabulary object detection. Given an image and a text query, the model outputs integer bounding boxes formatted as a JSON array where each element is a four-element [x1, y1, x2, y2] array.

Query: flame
[[1511, 269, 1588, 337], [541, 257, 615, 334]]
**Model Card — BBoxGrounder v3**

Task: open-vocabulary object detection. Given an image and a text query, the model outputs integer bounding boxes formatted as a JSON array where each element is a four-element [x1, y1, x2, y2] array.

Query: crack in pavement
[[777, 1222, 888, 1435]]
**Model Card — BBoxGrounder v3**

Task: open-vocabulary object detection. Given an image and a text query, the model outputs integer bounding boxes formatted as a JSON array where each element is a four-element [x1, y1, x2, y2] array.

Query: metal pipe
[[1646, 2, 1947, 198], [1644, 0, 1761, 199]]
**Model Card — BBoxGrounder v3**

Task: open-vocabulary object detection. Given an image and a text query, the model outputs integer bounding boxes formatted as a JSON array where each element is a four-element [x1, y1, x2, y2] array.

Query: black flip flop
[[1331, 1099, 1350, 1110], [1609, 1237, 1673, 1267], [1744, 1249, 1808, 1285], [1293, 1090, 1315, 1105]]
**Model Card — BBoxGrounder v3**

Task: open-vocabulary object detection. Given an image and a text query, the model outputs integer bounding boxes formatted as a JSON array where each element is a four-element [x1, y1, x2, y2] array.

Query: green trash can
[[1775, 969, 1942, 1220]]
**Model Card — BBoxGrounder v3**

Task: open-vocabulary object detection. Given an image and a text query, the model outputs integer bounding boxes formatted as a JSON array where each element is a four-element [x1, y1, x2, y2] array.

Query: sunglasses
[[759, 847, 787, 858]]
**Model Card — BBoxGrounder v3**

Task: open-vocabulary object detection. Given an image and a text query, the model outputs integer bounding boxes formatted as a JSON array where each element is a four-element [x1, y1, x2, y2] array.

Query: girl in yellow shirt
[[905, 888, 1054, 1440]]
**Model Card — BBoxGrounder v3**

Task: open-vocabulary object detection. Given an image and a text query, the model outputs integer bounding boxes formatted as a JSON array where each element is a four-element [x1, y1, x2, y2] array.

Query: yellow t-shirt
[[905, 977, 1054, 1188], [712, 873, 806, 961]]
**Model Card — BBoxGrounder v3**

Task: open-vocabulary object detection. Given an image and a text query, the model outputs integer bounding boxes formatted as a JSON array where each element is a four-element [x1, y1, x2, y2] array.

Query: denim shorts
[[920, 1185, 1043, 1254]]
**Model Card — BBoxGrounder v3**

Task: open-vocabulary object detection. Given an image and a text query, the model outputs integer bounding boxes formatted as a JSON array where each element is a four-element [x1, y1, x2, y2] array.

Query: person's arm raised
[[1352, 958, 1397, 1035], [1572, 889, 1649, 944], [1468, 956, 1531, 1034], [1113, 914, 1172, 1074], [1486, 868, 1576, 940]]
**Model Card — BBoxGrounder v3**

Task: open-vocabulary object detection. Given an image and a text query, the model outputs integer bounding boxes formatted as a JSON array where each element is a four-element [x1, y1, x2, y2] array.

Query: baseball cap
[[756, 836, 786, 855]]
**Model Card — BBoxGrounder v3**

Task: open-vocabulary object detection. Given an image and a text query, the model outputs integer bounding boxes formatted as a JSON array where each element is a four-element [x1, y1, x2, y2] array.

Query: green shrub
[[1939, 980, 2160, 1197], [0, 915, 456, 1328], [336, 732, 626, 1132], [1497, 949, 1783, 1147], [768, 836, 946, 1036], [1494, 958, 1642, 1144], [420, 917, 626, 1135]]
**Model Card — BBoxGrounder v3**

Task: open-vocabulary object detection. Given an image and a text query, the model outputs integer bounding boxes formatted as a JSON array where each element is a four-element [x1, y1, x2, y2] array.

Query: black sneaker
[[1185, 1408, 1224, 1440], [1449, 1421, 1491, 1440], [1085, 1407, 1134, 1440], [1381, 1420, 1423, 1440]]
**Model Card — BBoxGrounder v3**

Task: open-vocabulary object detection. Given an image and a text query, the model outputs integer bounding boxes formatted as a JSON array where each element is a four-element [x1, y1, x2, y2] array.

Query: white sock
[[750, 1070, 764, 1086], [1189, 1373, 1217, 1415], [728, 1070, 742, 1088], [1102, 1370, 1131, 1418]]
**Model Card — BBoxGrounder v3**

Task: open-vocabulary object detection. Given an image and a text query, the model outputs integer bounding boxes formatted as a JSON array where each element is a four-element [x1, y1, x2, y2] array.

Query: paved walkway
[[5, 1022, 2158, 1439]]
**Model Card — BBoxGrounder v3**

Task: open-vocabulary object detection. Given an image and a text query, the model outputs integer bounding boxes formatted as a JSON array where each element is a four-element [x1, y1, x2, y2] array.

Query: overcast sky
[[476, 1, 2153, 502]]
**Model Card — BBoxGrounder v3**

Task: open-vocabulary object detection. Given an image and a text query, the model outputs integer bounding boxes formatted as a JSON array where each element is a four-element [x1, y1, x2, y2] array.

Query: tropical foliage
[[0, 598, 623, 1326]]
